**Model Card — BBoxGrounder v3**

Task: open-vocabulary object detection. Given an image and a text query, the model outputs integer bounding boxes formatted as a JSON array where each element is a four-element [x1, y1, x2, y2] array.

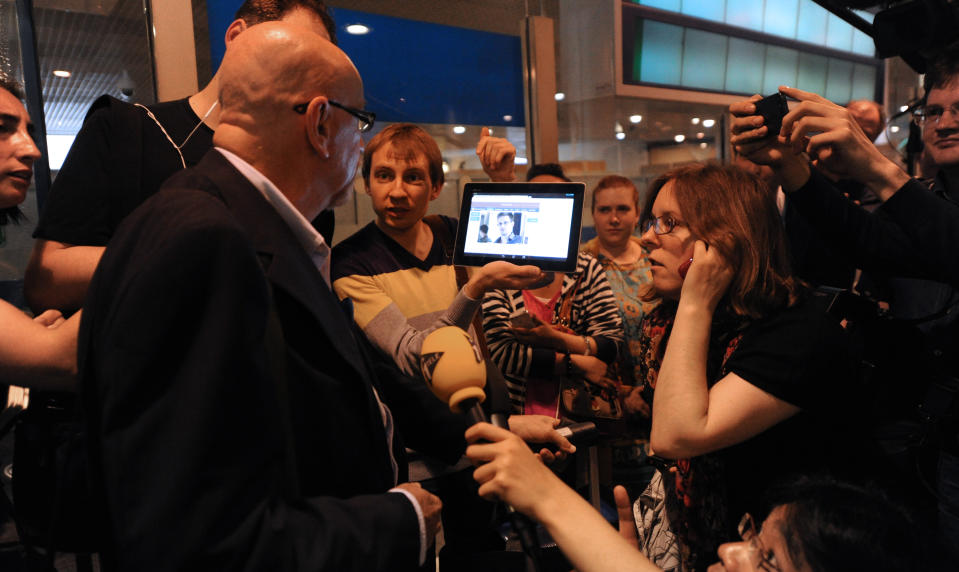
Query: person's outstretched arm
[[0, 303, 78, 391], [466, 423, 660, 572]]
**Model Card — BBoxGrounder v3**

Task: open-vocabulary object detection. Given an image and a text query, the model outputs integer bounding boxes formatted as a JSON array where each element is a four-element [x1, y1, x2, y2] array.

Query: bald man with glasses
[[79, 22, 458, 571]]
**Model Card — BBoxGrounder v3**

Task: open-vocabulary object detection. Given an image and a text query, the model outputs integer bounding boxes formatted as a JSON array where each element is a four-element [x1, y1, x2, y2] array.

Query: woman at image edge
[[0, 77, 77, 391]]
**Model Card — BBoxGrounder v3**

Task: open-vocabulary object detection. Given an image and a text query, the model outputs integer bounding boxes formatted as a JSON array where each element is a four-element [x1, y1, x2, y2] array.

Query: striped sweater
[[482, 252, 625, 411], [331, 217, 481, 377]]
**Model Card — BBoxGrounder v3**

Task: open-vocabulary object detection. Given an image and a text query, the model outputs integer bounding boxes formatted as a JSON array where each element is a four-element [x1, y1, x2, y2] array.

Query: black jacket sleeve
[[786, 168, 927, 278]]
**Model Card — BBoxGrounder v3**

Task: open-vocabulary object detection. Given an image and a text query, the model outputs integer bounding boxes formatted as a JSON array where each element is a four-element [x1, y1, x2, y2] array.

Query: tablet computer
[[453, 182, 585, 272]]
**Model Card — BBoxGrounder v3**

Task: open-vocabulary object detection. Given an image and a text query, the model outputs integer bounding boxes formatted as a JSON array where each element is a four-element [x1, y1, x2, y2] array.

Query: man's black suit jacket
[[79, 151, 465, 571]]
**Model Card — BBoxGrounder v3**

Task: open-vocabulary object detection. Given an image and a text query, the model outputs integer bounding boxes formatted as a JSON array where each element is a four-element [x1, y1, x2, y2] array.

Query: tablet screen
[[453, 182, 585, 272]]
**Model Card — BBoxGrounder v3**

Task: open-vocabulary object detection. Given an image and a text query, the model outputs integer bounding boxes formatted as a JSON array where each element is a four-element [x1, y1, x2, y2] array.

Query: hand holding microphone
[[421, 326, 543, 567]]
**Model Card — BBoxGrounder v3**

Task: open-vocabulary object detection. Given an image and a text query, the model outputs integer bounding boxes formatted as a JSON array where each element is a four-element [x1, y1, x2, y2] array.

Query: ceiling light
[[629, 114, 642, 124], [890, 125, 900, 133], [702, 119, 715, 128], [699, 142, 708, 149], [503, 115, 513, 122], [691, 117, 700, 125], [345, 24, 370, 35], [53, 70, 71, 78], [899, 105, 909, 112], [674, 134, 685, 143], [554, 92, 565, 101], [452, 125, 466, 134], [615, 132, 626, 140], [696, 132, 705, 139]]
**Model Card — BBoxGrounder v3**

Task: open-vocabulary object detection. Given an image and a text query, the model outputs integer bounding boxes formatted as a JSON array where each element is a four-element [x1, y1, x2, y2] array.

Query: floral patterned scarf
[[638, 302, 748, 571]]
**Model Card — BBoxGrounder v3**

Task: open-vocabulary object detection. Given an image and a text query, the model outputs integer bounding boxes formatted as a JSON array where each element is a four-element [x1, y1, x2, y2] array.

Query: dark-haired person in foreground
[[25, 0, 337, 314], [465, 423, 942, 572], [0, 77, 77, 391], [80, 23, 450, 570]]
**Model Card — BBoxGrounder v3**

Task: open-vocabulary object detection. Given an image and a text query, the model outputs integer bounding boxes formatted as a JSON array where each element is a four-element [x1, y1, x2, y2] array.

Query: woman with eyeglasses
[[627, 163, 880, 570], [466, 421, 937, 572]]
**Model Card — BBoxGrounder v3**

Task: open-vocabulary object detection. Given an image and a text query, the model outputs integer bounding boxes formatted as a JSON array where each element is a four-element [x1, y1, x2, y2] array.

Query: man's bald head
[[217, 21, 359, 133], [215, 21, 365, 218]]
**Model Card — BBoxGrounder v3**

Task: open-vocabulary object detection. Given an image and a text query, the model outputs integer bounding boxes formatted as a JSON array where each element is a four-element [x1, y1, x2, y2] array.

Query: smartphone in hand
[[755, 92, 788, 138], [510, 313, 538, 329], [678, 257, 693, 279]]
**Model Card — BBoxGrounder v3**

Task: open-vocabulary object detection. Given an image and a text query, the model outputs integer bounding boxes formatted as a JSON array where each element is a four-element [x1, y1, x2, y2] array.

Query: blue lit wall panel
[[726, 37, 764, 94], [763, 0, 798, 38], [206, 2, 525, 126], [852, 29, 875, 56], [762, 46, 798, 95], [797, 52, 828, 95], [796, 0, 828, 46], [639, 20, 683, 86], [681, 29, 727, 91], [635, 0, 872, 56], [851, 64, 877, 101], [825, 12, 853, 52], [825, 58, 853, 103], [682, 0, 725, 22], [726, 0, 764, 33]]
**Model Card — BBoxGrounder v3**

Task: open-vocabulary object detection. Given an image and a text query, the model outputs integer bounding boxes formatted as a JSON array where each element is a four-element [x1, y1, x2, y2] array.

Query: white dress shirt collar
[[215, 147, 331, 285]]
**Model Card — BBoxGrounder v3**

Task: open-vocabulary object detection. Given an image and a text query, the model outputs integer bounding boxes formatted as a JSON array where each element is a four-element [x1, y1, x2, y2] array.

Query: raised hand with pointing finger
[[476, 126, 517, 182]]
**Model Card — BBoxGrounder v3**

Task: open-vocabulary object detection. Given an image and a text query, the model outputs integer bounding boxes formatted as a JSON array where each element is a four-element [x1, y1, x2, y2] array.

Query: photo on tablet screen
[[453, 182, 585, 272]]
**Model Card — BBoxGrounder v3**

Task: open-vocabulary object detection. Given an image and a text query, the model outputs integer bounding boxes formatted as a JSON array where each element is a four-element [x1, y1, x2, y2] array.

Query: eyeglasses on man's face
[[641, 215, 687, 236], [913, 102, 959, 126], [292, 99, 376, 133], [737, 513, 782, 572]]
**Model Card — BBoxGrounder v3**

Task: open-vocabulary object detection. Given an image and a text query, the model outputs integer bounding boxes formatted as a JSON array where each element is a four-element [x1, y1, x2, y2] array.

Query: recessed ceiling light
[[691, 117, 700, 125], [53, 70, 71, 78], [615, 132, 626, 140], [452, 125, 466, 134], [503, 114, 513, 122], [696, 132, 705, 139], [702, 119, 715, 128], [554, 92, 565, 101], [674, 134, 686, 143], [629, 114, 642, 124], [899, 105, 909, 112], [699, 142, 708, 149], [345, 24, 370, 35]]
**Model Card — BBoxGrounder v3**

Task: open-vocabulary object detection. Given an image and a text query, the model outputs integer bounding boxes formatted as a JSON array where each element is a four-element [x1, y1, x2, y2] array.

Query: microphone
[[420, 326, 489, 425], [420, 326, 543, 570]]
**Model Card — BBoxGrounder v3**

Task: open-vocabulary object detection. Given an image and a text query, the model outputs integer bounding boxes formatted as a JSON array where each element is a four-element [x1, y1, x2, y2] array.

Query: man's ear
[[224, 19, 248, 47], [429, 182, 443, 201], [305, 96, 332, 159]]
